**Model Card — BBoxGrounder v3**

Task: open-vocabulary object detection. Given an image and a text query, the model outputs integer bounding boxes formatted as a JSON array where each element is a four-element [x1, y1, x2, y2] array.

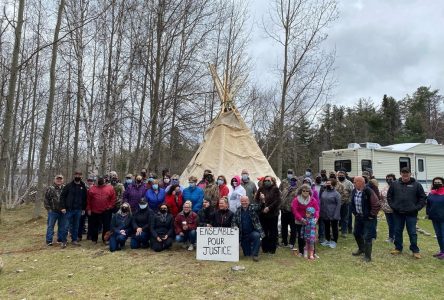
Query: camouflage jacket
[[338, 179, 354, 204], [204, 183, 220, 207], [112, 183, 125, 209], [44, 184, 65, 211]]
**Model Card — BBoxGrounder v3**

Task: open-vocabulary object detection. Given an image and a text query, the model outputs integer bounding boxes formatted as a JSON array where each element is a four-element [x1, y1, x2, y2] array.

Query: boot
[[352, 236, 365, 256], [363, 242, 372, 262]]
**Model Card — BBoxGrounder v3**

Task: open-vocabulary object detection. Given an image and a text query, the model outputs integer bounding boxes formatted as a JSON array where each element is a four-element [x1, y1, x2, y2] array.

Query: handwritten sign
[[196, 227, 239, 262]]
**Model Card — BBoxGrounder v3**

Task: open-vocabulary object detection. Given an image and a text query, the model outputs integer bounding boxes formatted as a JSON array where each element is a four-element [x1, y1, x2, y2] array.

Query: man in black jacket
[[387, 167, 426, 259], [60, 170, 88, 248], [351, 176, 381, 262]]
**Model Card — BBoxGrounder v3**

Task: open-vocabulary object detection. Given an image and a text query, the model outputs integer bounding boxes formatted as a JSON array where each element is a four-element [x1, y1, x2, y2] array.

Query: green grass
[[0, 204, 443, 299]]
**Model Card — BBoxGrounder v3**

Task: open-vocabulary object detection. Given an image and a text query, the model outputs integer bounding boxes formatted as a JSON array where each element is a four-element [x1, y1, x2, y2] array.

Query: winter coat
[[255, 185, 281, 218], [319, 189, 341, 220], [232, 204, 265, 239], [379, 185, 393, 213], [204, 183, 220, 207], [174, 211, 199, 235], [426, 187, 444, 222], [241, 180, 258, 203], [197, 206, 215, 227], [123, 183, 147, 213], [150, 212, 174, 238], [111, 213, 133, 235], [111, 182, 125, 209], [228, 185, 246, 213], [280, 184, 298, 212], [145, 188, 166, 212], [387, 178, 426, 215], [132, 207, 153, 233], [218, 184, 229, 198], [350, 187, 381, 219], [291, 195, 319, 224], [337, 179, 354, 204], [60, 180, 87, 211], [212, 209, 234, 228], [86, 184, 116, 214], [44, 184, 65, 211], [164, 192, 183, 218], [182, 186, 204, 212]]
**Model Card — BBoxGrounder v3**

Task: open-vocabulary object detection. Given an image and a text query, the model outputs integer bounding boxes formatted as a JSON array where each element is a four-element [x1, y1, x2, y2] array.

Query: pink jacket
[[291, 196, 320, 223]]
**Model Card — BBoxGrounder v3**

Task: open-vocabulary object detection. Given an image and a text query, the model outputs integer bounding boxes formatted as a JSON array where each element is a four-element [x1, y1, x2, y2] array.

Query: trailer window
[[361, 160, 372, 172], [417, 159, 424, 172], [334, 160, 351, 172], [399, 157, 411, 172]]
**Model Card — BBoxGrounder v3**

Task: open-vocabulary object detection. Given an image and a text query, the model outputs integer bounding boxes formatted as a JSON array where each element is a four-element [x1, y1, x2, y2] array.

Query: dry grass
[[0, 204, 443, 299]]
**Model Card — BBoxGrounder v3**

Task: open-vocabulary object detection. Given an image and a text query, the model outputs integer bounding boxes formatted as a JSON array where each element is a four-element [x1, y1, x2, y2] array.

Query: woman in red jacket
[[217, 175, 229, 200], [164, 184, 183, 218]]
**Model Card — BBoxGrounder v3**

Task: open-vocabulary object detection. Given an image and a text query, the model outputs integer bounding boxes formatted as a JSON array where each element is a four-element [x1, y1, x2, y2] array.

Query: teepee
[[180, 65, 279, 184]]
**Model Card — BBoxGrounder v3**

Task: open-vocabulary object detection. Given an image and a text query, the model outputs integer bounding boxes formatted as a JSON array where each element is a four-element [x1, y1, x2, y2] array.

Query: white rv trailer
[[319, 139, 444, 190]]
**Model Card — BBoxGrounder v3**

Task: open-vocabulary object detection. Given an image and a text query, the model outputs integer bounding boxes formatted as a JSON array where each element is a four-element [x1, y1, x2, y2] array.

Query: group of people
[[44, 166, 444, 262]]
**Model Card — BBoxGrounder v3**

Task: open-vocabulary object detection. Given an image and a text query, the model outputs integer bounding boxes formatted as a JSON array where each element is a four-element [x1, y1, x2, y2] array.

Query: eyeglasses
[[302, 190, 310, 193]]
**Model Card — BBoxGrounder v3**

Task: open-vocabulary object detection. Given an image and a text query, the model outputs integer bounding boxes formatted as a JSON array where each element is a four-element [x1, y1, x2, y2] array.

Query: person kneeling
[[175, 200, 198, 251], [131, 198, 152, 249], [110, 203, 132, 252], [232, 196, 264, 262], [150, 203, 174, 252]]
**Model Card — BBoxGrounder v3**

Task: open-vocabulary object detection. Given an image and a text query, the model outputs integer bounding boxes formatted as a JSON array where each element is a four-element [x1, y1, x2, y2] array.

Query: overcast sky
[[248, 0, 444, 107]]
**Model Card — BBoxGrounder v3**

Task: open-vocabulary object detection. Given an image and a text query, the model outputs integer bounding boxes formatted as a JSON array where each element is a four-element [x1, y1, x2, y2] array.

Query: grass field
[[0, 204, 443, 299]]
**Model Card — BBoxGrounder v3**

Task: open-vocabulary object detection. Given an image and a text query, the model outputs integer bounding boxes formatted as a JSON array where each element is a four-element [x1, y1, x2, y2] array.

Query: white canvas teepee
[[180, 65, 279, 184]]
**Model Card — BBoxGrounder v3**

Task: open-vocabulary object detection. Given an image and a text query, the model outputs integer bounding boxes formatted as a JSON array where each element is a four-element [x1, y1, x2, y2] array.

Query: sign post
[[196, 227, 239, 262]]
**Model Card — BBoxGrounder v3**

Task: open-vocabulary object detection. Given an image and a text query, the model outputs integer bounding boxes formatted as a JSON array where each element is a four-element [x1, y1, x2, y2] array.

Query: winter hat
[[306, 207, 315, 216]]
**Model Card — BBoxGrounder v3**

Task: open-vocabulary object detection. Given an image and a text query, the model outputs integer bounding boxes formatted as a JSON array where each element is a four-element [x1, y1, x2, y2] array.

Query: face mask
[[163, 178, 170, 184], [152, 184, 159, 190], [287, 174, 293, 180], [315, 178, 322, 184], [305, 171, 311, 177], [264, 181, 272, 188], [74, 176, 81, 182], [189, 182, 196, 188], [241, 174, 249, 181], [433, 183, 443, 190], [160, 208, 167, 214], [121, 207, 129, 213], [136, 179, 142, 184], [290, 180, 297, 187], [329, 175, 336, 179], [325, 185, 332, 190], [139, 204, 148, 210], [386, 179, 393, 185], [97, 179, 105, 186], [141, 172, 147, 177], [338, 176, 345, 182], [217, 179, 224, 186], [171, 179, 179, 185], [110, 178, 117, 185], [125, 179, 132, 184]]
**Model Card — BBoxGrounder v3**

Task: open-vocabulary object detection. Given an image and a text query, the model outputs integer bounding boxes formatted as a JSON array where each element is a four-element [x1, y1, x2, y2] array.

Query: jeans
[[353, 215, 377, 243], [318, 218, 325, 241], [432, 220, 444, 253], [241, 231, 261, 257], [295, 224, 306, 253], [175, 230, 196, 244], [385, 213, 395, 240], [131, 232, 150, 249], [65, 209, 81, 242], [393, 212, 419, 253], [348, 202, 353, 233], [89, 211, 112, 242], [324, 220, 339, 242], [78, 214, 87, 240], [280, 210, 296, 246], [260, 215, 278, 253], [46, 210, 67, 243], [340, 203, 349, 234], [109, 232, 128, 252]]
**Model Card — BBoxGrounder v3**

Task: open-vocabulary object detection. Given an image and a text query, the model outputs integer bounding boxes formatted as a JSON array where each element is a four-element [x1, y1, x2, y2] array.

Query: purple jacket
[[123, 183, 147, 213]]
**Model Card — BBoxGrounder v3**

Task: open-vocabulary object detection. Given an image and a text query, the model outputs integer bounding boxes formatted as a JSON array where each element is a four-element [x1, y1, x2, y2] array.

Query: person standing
[[380, 174, 397, 243], [60, 170, 87, 247], [255, 176, 281, 254], [426, 177, 444, 259], [279, 176, 298, 248], [351, 176, 380, 262], [203, 173, 220, 208], [86, 175, 116, 244], [231, 195, 264, 262], [109, 171, 125, 213], [182, 176, 204, 213], [337, 171, 354, 238], [145, 179, 166, 212], [123, 175, 147, 214], [241, 169, 258, 203], [217, 175, 230, 199], [44, 175, 67, 246], [228, 176, 246, 213], [164, 184, 184, 218], [319, 179, 341, 248], [387, 167, 426, 259]]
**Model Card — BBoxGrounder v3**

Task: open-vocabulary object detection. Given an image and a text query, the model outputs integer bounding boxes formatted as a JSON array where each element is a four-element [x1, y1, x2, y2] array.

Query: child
[[304, 207, 317, 260]]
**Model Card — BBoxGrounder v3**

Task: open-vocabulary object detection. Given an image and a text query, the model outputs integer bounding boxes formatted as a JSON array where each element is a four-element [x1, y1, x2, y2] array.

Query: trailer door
[[415, 156, 427, 182]]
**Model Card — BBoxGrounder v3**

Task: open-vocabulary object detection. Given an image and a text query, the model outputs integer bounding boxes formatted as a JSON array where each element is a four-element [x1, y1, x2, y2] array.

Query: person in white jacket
[[228, 175, 246, 213]]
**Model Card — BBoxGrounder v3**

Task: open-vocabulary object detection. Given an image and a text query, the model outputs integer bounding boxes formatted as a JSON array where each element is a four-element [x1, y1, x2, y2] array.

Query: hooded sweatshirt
[[426, 187, 444, 221]]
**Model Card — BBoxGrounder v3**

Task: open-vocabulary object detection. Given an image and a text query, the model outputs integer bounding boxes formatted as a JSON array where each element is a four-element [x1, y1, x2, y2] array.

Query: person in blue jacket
[[109, 202, 132, 252], [145, 179, 166, 212], [182, 176, 204, 213], [426, 177, 444, 259]]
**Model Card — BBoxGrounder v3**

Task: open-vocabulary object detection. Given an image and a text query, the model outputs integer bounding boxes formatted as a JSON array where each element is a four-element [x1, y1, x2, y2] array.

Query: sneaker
[[320, 240, 330, 247], [412, 253, 421, 259], [61, 242, 67, 249], [385, 238, 394, 243], [390, 249, 401, 255], [289, 244, 294, 249], [432, 252, 443, 257], [46, 241, 53, 246], [181, 243, 188, 249], [329, 241, 337, 249], [72, 241, 81, 246], [187, 244, 194, 251], [341, 233, 347, 238], [438, 254, 444, 260], [314, 254, 320, 259], [252, 256, 259, 262]]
